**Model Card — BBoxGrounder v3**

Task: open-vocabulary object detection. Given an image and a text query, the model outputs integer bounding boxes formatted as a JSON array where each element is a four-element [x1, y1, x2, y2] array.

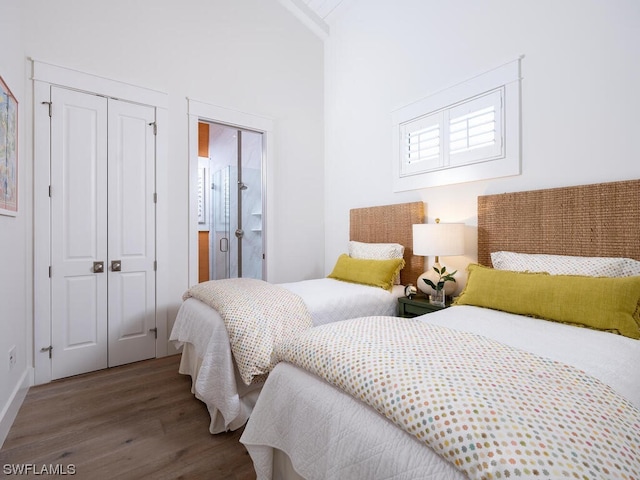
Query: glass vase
[[429, 289, 446, 307]]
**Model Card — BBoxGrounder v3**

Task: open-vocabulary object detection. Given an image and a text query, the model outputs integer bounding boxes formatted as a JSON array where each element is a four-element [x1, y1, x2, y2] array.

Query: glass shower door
[[239, 165, 263, 279], [211, 166, 231, 280], [209, 127, 263, 280]]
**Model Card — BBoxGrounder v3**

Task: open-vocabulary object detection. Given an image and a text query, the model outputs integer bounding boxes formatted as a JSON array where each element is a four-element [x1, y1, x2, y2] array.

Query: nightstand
[[398, 295, 449, 318]]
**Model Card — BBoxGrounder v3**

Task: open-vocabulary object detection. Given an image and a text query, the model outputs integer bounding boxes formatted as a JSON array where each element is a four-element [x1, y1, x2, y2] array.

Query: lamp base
[[416, 263, 457, 296]]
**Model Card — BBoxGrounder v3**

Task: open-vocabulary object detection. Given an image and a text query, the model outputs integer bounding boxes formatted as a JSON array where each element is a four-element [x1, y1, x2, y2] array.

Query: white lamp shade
[[412, 223, 465, 257], [413, 222, 464, 296]]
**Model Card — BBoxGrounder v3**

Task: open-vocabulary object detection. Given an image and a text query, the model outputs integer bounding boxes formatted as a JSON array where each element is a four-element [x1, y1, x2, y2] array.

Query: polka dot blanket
[[274, 316, 640, 480], [184, 278, 313, 385]]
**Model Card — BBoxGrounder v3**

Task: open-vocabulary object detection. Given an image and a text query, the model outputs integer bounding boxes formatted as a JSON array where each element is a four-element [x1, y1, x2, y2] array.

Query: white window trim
[[392, 57, 522, 191]]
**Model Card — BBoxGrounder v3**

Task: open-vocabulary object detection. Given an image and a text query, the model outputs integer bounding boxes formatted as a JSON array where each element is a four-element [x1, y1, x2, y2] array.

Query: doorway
[[198, 122, 264, 281], [187, 99, 272, 286]]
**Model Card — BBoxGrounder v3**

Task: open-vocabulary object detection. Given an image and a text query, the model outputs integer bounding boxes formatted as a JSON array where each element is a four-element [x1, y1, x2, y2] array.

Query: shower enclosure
[[199, 123, 264, 280]]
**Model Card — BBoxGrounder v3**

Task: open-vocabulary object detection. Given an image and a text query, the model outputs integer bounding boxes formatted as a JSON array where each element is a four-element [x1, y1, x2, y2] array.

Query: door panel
[[107, 100, 156, 367], [65, 276, 100, 346], [51, 87, 108, 380]]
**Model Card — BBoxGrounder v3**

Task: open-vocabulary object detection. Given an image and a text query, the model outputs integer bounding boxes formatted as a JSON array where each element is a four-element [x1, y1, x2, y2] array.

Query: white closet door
[[107, 100, 157, 366], [50, 87, 108, 379], [50, 89, 156, 379]]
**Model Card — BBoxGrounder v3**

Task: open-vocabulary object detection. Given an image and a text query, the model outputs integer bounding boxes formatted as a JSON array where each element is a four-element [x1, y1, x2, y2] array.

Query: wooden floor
[[0, 355, 256, 480]]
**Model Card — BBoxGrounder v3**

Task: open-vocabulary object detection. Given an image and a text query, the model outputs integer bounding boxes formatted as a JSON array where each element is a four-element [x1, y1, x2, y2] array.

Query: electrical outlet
[[8, 346, 16, 370]]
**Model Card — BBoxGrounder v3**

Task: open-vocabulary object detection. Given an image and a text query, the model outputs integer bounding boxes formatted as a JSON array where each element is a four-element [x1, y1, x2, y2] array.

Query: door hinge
[[48, 185, 52, 197], [48, 266, 52, 278], [149, 121, 157, 135], [41, 101, 52, 117], [153, 260, 157, 271], [149, 327, 158, 339], [40, 345, 53, 359], [153, 192, 157, 203]]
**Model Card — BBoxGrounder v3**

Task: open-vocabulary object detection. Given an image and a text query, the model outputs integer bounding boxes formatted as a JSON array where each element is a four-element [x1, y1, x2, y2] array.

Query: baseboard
[[0, 368, 32, 449]]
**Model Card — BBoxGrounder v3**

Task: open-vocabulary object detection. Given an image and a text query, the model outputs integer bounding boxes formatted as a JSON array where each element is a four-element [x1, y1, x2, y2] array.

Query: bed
[[240, 179, 640, 480], [170, 201, 425, 433]]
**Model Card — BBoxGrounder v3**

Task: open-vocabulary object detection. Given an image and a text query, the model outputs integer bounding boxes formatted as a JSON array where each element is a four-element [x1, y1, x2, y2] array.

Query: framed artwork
[[0, 75, 18, 216]]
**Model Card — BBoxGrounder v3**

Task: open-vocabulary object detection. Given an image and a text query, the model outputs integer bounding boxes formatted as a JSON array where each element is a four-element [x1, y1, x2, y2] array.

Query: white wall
[[21, 0, 325, 283], [21, 1, 324, 307], [1, 0, 324, 443], [0, 0, 31, 445], [323, 0, 640, 290]]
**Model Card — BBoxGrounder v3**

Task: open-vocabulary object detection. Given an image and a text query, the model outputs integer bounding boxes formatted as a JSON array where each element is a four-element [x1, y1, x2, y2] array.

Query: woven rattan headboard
[[350, 201, 425, 286], [478, 179, 640, 266]]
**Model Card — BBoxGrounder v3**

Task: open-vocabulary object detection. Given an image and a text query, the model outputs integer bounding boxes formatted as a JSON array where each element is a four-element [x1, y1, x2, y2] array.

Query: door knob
[[235, 229, 244, 239], [93, 261, 104, 273], [111, 260, 122, 272]]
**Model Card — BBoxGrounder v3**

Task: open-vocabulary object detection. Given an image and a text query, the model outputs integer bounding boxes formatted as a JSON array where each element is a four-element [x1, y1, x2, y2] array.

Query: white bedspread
[[169, 278, 403, 433], [241, 306, 640, 480], [281, 278, 405, 326]]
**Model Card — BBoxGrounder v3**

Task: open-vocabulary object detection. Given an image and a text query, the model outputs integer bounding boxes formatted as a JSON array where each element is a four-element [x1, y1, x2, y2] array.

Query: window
[[448, 89, 502, 165], [393, 58, 521, 191], [402, 112, 441, 175]]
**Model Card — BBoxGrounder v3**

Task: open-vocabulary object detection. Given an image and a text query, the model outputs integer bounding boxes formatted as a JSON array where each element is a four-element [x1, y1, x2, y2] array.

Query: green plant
[[423, 266, 457, 291]]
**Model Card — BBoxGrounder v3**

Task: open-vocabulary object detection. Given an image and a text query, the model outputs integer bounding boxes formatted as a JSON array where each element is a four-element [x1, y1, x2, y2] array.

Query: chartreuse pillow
[[454, 264, 640, 339], [328, 254, 405, 291]]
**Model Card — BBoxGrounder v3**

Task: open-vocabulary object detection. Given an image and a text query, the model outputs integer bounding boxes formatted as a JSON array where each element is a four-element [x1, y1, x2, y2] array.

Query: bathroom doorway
[[198, 122, 264, 281]]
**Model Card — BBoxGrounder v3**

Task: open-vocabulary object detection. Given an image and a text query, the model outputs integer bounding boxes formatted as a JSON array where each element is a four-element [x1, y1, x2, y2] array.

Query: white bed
[[240, 305, 640, 480], [240, 180, 640, 480], [169, 200, 426, 433], [170, 279, 405, 433]]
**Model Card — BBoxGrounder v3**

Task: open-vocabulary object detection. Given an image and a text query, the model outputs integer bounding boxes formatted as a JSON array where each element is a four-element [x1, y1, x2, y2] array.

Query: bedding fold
[[184, 278, 313, 385]]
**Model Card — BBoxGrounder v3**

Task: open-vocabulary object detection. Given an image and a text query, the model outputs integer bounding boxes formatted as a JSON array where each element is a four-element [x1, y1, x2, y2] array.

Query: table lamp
[[412, 219, 465, 296]]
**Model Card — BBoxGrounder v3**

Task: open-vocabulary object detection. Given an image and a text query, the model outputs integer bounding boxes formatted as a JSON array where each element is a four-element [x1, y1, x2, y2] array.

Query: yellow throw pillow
[[328, 254, 405, 291], [454, 264, 640, 339]]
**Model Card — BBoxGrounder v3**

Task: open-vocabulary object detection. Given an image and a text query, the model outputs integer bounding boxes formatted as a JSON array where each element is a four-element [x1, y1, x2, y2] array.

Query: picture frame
[[0, 75, 18, 216]]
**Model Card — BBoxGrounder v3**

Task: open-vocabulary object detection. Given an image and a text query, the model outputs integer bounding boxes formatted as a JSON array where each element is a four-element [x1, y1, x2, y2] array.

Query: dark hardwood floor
[[0, 355, 256, 479]]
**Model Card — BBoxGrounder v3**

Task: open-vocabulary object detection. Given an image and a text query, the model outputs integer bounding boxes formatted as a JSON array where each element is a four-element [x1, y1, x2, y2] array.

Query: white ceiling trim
[[303, 0, 346, 19], [278, 0, 330, 40]]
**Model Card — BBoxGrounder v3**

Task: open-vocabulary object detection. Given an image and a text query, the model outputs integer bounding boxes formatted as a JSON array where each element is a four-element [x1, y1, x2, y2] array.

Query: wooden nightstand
[[398, 295, 449, 318]]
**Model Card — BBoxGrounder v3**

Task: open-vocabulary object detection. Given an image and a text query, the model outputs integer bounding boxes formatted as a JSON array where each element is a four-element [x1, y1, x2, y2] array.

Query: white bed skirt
[[178, 342, 262, 433]]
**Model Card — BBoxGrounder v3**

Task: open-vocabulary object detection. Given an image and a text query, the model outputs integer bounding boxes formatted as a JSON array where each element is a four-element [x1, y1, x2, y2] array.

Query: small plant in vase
[[423, 266, 457, 307]]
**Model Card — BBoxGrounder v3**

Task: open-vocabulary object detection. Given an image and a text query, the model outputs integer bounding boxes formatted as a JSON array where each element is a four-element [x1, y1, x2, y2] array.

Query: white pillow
[[621, 258, 640, 276], [349, 241, 405, 284], [491, 251, 639, 277]]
